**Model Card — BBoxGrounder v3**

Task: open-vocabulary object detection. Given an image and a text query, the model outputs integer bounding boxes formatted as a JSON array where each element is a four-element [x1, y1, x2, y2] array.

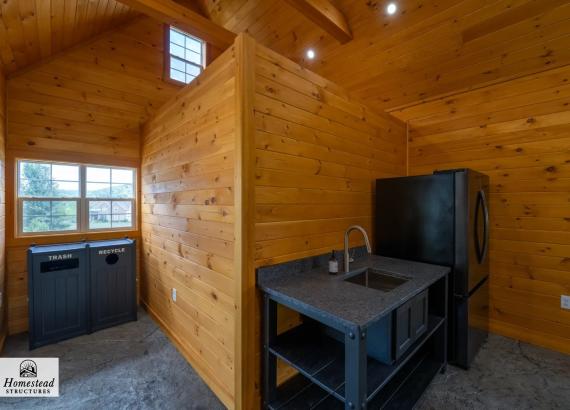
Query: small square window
[[166, 27, 205, 85]]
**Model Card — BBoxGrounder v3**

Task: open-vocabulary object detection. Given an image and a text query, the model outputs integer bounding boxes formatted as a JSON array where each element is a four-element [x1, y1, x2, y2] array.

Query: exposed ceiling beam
[[284, 0, 352, 44], [117, 0, 236, 49]]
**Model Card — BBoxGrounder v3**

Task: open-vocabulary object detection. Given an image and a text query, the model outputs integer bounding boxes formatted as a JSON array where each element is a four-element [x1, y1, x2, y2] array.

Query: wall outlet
[[171, 288, 177, 302], [561, 295, 570, 310]]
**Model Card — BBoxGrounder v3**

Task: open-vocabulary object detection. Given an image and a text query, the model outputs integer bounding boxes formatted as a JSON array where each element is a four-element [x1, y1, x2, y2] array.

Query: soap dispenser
[[328, 250, 339, 275]]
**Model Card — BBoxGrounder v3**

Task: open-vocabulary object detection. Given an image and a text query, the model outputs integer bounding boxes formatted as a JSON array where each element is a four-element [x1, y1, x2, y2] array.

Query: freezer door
[[454, 277, 490, 369]]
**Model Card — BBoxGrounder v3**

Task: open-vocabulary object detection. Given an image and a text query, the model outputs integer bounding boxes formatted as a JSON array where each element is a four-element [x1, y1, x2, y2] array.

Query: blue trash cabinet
[[28, 243, 89, 349], [88, 239, 137, 332]]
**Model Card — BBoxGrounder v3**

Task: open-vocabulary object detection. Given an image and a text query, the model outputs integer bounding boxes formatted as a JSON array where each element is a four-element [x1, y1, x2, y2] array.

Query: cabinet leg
[[345, 327, 367, 409], [263, 296, 277, 408]]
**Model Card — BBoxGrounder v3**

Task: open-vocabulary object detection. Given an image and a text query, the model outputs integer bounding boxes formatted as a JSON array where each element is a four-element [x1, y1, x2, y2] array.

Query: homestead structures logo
[[19, 360, 37, 377], [1, 358, 59, 397]]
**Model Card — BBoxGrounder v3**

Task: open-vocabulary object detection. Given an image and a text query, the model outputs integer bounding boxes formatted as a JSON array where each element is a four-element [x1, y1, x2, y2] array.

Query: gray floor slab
[[0, 309, 224, 410], [418, 333, 570, 410], [1, 310, 569, 409]]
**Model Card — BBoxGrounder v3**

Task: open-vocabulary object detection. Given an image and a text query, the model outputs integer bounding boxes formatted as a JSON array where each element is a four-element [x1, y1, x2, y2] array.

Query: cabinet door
[[30, 253, 89, 349], [395, 301, 412, 360], [411, 290, 429, 339], [90, 245, 137, 331]]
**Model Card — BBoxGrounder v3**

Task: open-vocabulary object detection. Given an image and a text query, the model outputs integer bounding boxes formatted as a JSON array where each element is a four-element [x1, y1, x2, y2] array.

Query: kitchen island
[[257, 253, 450, 409]]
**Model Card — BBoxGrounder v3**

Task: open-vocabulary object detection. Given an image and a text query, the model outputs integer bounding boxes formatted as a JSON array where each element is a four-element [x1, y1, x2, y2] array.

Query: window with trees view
[[17, 160, 136, 235]]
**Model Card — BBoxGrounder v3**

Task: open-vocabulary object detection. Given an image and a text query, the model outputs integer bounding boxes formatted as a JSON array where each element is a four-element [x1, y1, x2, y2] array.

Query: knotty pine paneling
[[246, 43, 407, 406], [0, 72, 6, 348], [140, 45, 237, 408], [5, 17, 180, 335], [395, 65, 570, 355], [254, 45, 407, 267], [7, 17, 178, 164], [201, 0, 570, 112], [0, 0, 138, 75]]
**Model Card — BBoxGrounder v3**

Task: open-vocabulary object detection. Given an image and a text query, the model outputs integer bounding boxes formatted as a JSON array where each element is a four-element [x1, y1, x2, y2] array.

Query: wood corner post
[[234, 32, 257, 410]]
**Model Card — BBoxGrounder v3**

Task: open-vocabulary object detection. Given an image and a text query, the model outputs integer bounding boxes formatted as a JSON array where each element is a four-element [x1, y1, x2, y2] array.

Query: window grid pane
[[168, 27, 204, 84], [22, 200, 78, 233], [89, 200, 134, 230], [19, 161, 80, 198], [18, 160, 136, 235], [86, 167, 134, 199], [86, 166, 110, 183]]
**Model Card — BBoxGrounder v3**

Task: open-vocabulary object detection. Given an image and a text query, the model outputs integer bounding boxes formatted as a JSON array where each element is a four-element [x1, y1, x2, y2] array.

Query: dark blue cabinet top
[[88, 238, 135, 249], [29, 242, 88, 254]]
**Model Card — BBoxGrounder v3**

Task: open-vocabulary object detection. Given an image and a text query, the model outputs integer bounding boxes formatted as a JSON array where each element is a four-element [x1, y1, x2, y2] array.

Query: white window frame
[[16, 159, 137, 237], [165, 25, 206, 85]]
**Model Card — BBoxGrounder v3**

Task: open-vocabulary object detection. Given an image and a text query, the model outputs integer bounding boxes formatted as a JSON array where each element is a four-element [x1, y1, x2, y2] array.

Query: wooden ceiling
[[0, 0, 138, 75], [196, 0, 570, 112], [1, 0, 569, 114]]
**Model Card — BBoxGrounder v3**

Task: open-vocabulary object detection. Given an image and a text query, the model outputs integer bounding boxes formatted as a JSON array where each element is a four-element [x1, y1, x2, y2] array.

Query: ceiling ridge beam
[[284, 0, 352, 44], [116, 0, 236, 50]]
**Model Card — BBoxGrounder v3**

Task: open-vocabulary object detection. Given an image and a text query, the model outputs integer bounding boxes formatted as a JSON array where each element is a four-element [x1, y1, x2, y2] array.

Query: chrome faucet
[[344, 225, 372, 273]]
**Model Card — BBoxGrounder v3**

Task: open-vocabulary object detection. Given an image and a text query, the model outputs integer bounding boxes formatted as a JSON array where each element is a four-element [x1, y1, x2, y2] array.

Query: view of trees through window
[[20, 162, 79, 233], [18, 160, 135, 234]]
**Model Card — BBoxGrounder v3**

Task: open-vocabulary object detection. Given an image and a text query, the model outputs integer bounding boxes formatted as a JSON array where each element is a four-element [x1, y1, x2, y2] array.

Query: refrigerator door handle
[[481, 189, 489, 262], [475, 189, 489, 264]]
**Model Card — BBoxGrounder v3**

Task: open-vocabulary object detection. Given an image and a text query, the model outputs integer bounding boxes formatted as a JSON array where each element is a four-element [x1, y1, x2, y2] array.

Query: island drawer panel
[[395, 289, 429, 361]]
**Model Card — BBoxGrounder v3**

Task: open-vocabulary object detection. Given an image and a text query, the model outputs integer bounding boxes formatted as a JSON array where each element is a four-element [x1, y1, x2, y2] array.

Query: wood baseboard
[[140, 300, 234, 409]]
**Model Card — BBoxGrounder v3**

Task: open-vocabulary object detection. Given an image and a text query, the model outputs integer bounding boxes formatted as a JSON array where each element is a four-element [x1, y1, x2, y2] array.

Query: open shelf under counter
[[268, 374, 343, 410], [260, 257, 449, 409], [269, 314, 445, 404]]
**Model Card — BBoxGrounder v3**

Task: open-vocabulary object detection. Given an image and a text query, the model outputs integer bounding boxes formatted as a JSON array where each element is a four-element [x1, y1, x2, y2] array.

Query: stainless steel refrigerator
[[375, 169, 490, 369]]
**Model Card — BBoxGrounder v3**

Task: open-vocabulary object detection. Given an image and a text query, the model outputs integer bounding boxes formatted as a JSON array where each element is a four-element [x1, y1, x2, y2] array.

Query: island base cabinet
[[260, 268, 448, 410], [367, 289, 429, 365]]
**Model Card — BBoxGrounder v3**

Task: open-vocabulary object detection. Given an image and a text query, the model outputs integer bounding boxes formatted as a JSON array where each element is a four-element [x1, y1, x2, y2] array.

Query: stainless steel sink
[[344, 268, 409, 292]]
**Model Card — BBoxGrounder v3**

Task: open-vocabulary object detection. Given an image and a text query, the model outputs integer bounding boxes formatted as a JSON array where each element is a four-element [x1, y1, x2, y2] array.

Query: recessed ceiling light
[[306, 49, 316, 60], [386, 2, 397, 15]]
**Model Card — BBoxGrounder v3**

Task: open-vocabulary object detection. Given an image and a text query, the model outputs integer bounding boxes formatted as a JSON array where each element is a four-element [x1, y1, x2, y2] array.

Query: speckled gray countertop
[[257, 254, 449, 331]]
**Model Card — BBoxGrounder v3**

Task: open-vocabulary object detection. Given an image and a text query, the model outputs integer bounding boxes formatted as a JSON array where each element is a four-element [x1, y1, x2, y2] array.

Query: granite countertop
[[257, 254, 450, 331]]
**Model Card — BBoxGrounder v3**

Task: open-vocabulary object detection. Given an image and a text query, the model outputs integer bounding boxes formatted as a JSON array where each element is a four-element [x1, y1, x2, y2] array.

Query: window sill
[[10, 229, 139, 247], [163, 75, 198, 87]]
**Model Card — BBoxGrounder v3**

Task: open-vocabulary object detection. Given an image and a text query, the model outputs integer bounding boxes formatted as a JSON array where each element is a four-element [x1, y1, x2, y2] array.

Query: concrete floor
[[418, 333, 570, 410], [0, 309, 224, 409], [1, 310, 569, 409]]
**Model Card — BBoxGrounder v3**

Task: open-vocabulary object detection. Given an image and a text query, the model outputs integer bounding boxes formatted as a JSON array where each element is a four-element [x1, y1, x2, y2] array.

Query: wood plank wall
[[393, 65, 570, 355], [5, 17, 180, 335], [254, 45, 407, 266], [140, 45, 238, 408], [245, 43, 407, 407], [0, 71, 6, 350]]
